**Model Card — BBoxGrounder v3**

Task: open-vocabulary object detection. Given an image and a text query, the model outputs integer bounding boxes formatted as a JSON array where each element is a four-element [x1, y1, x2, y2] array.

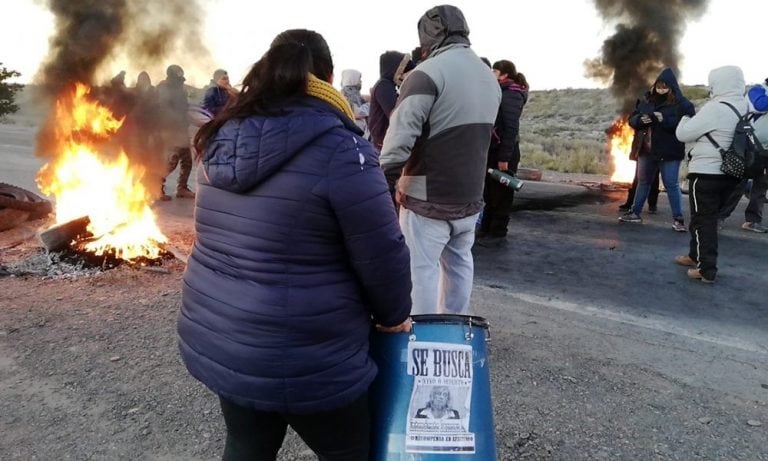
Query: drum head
[[411, 314, 489, 329]]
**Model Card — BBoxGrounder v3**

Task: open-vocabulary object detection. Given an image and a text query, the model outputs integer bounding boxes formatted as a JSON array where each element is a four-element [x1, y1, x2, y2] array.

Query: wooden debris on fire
[[159, 242, 189, 264], [133, 264, 171, 275], [39, 216, 91, 252]]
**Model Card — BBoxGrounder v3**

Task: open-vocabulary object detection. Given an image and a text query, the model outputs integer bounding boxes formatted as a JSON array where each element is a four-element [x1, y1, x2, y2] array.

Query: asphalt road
[[1, 122, 767, 459]]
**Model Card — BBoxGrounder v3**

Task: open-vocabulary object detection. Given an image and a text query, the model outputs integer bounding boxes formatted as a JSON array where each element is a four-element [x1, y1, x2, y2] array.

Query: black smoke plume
[[585, 0, 709, 114], [37, 0, 211, 94], [35, 0, 213, 195]]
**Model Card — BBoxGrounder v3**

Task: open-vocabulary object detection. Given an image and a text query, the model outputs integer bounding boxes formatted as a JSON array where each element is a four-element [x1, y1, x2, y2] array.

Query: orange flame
[[37, 83, 167, 261], [607, 117, 637, 184]]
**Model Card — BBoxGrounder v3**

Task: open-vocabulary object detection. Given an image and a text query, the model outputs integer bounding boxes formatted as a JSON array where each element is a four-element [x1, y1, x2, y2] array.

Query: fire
[[37, 83, 167, 261], [607, 117, 637, 184]]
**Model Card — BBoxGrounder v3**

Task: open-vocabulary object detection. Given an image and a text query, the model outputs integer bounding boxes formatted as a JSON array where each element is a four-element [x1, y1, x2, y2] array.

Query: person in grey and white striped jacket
[[380, 4, 501, 315]]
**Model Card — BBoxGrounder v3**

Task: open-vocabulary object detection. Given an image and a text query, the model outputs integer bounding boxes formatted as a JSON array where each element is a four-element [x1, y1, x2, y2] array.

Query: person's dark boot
[[475, 235, 507, 248], [176, 187, 196, 199], [157, 186, 172, 202], [476, 214, 492, 239]]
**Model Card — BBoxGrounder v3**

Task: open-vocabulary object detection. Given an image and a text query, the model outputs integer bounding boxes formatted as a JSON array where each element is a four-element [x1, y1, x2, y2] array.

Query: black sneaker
[[618, 212, 642, 223], [648, 206, 658, 214], [618, 203, 631, 212]]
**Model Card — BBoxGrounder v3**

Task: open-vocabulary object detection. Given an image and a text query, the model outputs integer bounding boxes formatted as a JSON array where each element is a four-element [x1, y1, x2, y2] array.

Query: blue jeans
[[631, 156, 683, 218]]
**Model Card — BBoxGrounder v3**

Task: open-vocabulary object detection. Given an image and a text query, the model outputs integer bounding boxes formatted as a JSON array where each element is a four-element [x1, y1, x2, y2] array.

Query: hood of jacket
[[201, 98, 361, 193], [654, 68, 684, 101], [379, 51, 410, 83], [340, 69, 362, 88], [417, 5, 470, 54], [709, 65, 745, 99]]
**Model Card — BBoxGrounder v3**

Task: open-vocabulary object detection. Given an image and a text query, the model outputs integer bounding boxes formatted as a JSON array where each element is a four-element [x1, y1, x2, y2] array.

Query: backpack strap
[[704, 133, 724, 152], [704, 101, 743, 152], [719, 101, 742, 118]]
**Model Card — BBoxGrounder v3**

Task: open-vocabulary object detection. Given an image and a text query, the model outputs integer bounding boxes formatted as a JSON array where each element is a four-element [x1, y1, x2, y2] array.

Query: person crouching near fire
[[177, 28, 412, 460]]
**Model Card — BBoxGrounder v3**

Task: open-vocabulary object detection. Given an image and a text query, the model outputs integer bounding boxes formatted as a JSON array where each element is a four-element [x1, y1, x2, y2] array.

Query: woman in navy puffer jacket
[[178, 29, 412, 460]]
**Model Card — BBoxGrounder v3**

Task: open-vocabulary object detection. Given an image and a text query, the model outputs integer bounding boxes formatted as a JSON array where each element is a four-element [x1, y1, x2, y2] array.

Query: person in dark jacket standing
[[179, 29, 412, 460], [368, 50, 412, 151], [157, 64, 195, 200], [619, 68, 695, 231], [201, 68, 237, 117], [380, 5, 501, 315], [477, 59, 529, 242]]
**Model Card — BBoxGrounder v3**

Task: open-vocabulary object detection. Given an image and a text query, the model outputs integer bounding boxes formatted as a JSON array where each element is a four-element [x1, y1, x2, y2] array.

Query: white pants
[[399, 208, 479, 315]]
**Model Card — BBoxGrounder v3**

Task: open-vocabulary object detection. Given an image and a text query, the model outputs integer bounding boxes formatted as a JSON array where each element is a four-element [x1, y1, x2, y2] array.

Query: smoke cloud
[[585, 0, 709, 113], [37, 0, 212, 93], [35, 0, 214, 194]]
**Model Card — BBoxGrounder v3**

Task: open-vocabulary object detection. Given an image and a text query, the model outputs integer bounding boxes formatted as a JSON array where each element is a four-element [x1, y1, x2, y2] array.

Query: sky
[[2, 0, 767, 92]]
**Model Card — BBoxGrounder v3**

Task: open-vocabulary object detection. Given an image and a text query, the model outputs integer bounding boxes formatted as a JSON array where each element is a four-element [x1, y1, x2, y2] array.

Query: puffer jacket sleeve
[[326, 135, 412, 327], [628, 99, 653, 130], [675, 102, 721, 143], [495, 90, 525, 163], [749, 85, 768, 112]]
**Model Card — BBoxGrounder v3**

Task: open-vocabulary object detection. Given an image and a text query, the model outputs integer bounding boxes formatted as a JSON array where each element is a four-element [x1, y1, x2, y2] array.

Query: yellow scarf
[[306, 73, 355, 121]]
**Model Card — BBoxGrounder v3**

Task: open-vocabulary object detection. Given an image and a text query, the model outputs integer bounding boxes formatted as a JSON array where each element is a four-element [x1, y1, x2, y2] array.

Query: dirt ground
[[1, 177, 767, 460]]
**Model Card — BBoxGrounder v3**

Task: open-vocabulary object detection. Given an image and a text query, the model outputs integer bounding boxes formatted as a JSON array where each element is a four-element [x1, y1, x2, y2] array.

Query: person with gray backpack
[[674, 65, 748, 283], [718, 78, 768, 233]]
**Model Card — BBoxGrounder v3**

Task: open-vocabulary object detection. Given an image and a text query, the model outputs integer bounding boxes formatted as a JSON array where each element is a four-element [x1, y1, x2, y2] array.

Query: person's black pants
[[719, 167, 767, 223], [481, 173, 515, 237], [688, 174, 740, 280], [219, 392, 370, 461]]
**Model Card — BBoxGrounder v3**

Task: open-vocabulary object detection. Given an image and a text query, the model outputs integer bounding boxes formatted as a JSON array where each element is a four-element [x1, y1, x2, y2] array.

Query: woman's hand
[[653, 111, 663, 122], [376, 317, 412, 333], [640, 114, 653, 124], [395, 189, 406, 206]]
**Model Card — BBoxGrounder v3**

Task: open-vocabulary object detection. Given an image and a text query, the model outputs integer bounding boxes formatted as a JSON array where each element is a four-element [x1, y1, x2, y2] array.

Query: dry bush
[[520, 88, 618, 173]]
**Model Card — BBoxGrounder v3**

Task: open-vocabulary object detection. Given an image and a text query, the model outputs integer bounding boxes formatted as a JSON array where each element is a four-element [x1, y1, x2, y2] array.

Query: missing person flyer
[[405, 341, 475, 454]]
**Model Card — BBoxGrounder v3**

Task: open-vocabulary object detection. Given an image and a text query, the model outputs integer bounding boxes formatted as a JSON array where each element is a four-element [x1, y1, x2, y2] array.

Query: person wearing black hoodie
[[368, 51, 412, 152], [618, 68, 695, 231]]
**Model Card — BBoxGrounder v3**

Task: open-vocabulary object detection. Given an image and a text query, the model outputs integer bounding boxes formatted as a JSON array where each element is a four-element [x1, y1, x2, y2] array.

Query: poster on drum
[[405, 341, 475, 454]]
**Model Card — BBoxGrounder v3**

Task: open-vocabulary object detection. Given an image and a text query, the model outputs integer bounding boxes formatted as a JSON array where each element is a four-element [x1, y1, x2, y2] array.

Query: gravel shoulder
[[1, 175, 767, 460]]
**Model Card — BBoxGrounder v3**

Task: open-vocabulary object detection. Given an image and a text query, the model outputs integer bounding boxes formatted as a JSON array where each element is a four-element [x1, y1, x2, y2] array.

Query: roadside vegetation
[[519, 85, 710, 174]]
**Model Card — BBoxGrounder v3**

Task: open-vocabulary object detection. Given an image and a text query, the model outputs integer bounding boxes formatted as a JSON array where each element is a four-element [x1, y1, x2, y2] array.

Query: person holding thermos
[[477, 59, 529, 243]]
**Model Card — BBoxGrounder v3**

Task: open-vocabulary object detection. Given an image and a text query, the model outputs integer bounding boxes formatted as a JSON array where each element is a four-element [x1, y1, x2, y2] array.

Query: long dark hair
[[492, 60, 529, 89], [194, 29, 333, 156]]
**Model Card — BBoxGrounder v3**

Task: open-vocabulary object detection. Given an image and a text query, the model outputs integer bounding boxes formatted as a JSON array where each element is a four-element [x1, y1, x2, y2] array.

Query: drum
[[369, 314, 496, 460]]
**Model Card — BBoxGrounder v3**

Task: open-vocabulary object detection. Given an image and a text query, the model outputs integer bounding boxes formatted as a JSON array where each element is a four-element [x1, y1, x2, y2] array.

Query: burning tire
[[0, 183, 53, 231], [0, 208, 30, 232]]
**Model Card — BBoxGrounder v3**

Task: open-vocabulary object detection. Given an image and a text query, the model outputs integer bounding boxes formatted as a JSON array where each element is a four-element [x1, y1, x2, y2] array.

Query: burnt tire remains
[[0, 183, 53, 231]]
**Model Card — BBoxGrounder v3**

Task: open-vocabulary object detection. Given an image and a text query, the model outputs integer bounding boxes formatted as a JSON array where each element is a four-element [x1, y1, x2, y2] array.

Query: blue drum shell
[[370, 314, 496, 460]]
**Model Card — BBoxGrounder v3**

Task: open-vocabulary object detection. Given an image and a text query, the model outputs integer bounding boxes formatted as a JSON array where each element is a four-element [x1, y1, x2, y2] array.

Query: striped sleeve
[[379, 70, 438, 176]]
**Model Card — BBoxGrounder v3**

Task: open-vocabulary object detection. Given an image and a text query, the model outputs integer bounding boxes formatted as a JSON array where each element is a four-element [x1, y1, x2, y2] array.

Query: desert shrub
[[517, 88, 617, 174], [682, 85, 709, 104]]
